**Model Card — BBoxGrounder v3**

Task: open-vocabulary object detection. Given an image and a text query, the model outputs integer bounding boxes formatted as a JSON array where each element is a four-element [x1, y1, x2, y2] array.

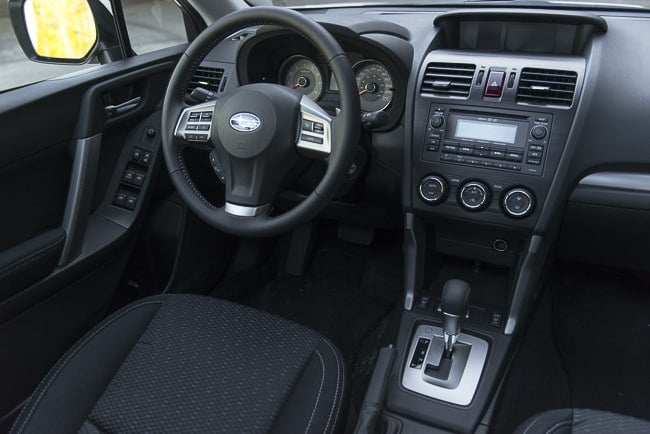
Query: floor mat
[[553, 266, 650, 419], [494, 263, 650, 433], [239, 247, 401, 362]]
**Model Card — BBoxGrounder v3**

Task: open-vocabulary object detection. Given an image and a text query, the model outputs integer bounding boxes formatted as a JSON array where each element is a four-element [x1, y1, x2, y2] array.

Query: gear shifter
[[440, 279, 471, 354]]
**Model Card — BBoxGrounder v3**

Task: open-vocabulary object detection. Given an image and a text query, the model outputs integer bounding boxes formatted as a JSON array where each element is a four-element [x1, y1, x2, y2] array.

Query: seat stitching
[[322, 339, 342, 434], [0, 235, 64, 275], [304, 350, 326, 434], [545, 419, 572, 434], [14, 299, 165, 434], [331, 342, 345, 434], [522, 414, 546, 434]]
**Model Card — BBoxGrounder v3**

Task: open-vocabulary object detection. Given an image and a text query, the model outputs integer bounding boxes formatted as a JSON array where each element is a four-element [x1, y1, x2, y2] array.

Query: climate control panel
[[418, 174, 535, 218]]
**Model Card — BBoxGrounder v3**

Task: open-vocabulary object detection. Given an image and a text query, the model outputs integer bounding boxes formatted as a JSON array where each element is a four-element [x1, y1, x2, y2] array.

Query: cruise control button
[[301, 119, 313, 131], [301, 134, 323, 145], [313, 122, 324, 133]]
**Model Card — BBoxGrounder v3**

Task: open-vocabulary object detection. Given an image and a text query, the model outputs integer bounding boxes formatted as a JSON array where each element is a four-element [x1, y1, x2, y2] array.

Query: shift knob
[[440, 279, 471, 353]]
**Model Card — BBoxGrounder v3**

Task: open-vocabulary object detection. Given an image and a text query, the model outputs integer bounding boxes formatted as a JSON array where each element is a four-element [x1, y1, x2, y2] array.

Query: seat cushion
[[11, 295, 347, 434], [515, 408, 650, 434]]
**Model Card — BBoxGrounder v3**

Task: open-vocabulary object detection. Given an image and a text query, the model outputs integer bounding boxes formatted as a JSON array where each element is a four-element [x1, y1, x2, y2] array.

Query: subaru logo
[[229, 113, 261, 132]]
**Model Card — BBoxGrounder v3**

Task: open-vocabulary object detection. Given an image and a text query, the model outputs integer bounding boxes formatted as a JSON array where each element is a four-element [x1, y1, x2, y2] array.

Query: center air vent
[[517, 68, 577, 107], [421, 63, 476, 98], [189, 66, 224, 93]]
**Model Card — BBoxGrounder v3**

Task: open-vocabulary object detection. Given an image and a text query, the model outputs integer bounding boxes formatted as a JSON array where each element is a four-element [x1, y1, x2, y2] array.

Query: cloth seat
[[11, 294, 347, 434], [514, 408, 650, 434]]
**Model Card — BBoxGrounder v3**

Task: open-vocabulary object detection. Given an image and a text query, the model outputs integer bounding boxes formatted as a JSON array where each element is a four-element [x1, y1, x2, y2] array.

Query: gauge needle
[[291, 83, 302, 89], [358, 88, 368, 95]]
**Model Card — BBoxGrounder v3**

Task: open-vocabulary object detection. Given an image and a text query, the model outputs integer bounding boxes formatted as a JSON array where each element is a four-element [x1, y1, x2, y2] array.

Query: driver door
[[0, 0, 213, 427]]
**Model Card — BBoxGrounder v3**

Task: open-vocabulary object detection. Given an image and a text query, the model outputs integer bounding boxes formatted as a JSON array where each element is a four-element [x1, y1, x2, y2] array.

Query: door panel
[[0, 46, 185, 422]]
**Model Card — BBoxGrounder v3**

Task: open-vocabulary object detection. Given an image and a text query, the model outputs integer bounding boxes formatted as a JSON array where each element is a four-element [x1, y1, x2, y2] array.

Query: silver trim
[[503, 188, 534, 217], [419, 175, 447, 204], [174, 100, 217, 143], [297, 96, 332, 157], [459, 182, 488, 210], [402, 324, 488, 406], [224, 202, 271, 217], [579, 172, 650, 193]]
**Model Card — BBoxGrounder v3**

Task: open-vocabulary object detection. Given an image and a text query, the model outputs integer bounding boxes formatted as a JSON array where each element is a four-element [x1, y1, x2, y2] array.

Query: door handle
[[105, 96, 142, 117]]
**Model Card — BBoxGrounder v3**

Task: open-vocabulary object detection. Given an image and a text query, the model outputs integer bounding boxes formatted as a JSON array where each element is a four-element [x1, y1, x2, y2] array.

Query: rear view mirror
[[9, 0, 98, 64]]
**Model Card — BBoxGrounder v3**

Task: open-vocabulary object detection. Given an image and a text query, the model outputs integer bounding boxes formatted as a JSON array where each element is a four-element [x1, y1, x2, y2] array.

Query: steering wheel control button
[[484, 70, 506, 98], [419, 175, 448, 204], [531, 125, 548, 140], [459, 181, 490, 211], [174, 100, 216, 143], [297, 96, 332, 157], [503, 188, 535, 218]]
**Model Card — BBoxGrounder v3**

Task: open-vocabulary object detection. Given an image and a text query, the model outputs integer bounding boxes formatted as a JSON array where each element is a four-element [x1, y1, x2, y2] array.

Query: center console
[[354, 9, 602, 434]]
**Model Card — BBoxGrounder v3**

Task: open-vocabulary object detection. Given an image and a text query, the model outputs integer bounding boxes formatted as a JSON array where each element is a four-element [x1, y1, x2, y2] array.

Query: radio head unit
[[422, 106, 552, 176]]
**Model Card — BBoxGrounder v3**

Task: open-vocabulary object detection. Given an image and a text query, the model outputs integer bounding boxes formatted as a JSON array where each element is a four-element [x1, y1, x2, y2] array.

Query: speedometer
[[280, 55, 324, 101], [354, 60, 394, 113]]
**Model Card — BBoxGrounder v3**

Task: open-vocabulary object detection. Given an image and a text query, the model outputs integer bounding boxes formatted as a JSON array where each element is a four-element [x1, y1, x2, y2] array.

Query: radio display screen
[[454, 119, 518, 144]]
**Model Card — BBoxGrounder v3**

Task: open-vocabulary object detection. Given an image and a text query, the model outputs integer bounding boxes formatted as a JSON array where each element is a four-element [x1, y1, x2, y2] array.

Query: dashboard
[[194, 4, 650, 268]]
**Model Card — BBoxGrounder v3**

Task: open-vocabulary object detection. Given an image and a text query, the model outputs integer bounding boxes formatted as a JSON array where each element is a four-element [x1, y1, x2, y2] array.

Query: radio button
[[531, 125, 548, 140], [442, 144, 459, 153], [430, 115, 445, 129], [528, 150, 542, 159], [529, 144, 544, 152], [506, 152, 523, 162], [490, 150, 506, 159], [527, 158, 542, 165], [474, 149, 489, 158], [459, 145, 474, 154]]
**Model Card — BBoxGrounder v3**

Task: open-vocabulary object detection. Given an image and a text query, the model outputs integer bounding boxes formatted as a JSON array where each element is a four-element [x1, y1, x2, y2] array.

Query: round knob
[[459, 181, 490, 211], [430, 115, 445, 129], [531, 125, 547, 140], [419, 175, 448, 204], [503, 188, 535, 218]]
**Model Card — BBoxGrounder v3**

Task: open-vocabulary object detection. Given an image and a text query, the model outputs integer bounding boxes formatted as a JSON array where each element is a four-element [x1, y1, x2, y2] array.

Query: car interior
[[0, 0, 649, 432]]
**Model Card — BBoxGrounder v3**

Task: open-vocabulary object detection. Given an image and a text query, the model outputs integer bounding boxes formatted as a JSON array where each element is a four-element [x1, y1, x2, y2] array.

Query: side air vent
[[189, 66, 225, 93], [421, 63, 476, 98], [517, 68, 578, 107]]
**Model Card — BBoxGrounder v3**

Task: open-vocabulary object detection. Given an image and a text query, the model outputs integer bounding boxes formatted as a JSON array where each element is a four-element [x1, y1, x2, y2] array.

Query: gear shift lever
[[440, 279, 471, 354]]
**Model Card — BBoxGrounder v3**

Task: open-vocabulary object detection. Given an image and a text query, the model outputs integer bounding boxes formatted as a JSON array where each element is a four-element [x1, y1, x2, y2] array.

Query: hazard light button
[[484, 70, 506, 98]]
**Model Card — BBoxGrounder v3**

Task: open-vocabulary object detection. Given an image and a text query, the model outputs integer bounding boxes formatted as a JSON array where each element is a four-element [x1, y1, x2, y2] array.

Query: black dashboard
[[194, 4, 650, 269]]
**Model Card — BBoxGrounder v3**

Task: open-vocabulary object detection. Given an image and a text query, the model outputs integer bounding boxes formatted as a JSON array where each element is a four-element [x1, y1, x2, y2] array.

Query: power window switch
[[113, 192, 127, 207], [124, 195, 137, 210], [122, 170, 135, 184], [141, 151, 153, 165], [131, 147, 142, 161], [133, 173, 145, 187]]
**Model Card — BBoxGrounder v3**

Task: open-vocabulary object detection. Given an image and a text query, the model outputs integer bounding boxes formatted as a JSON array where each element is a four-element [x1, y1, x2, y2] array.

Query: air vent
[[421, 63, 476, 98], [189, 66, 224, 93], [517, 68, 577, 107]]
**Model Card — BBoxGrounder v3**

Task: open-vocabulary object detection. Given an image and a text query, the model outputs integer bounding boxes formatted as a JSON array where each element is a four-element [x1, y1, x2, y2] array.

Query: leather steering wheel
[[161, 7, 360, 237]]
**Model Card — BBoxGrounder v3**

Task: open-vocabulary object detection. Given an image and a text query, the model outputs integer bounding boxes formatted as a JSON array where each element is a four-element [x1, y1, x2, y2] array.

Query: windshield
[[248, 0, 650, 10]]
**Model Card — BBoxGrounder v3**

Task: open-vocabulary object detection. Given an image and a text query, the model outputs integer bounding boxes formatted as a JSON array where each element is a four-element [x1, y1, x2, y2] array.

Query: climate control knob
[[503, 188, 535, 218], [419, 175, 448, 204], [459, 181, 490, 211], [430, 115, 445, 129], [531, 125, 548, 140]]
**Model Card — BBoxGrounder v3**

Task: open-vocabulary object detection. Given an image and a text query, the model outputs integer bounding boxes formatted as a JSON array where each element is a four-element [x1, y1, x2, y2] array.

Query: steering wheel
[[161, 7, 360, 237]]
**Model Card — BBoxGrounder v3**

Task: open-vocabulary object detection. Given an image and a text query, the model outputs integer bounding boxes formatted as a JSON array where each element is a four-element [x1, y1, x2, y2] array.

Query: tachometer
[[280, 55, 324, 101], [354, 60, 394, 113]]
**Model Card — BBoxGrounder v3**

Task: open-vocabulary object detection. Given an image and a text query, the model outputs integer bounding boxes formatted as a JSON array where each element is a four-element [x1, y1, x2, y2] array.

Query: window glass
[[122, 0, 188, 54]]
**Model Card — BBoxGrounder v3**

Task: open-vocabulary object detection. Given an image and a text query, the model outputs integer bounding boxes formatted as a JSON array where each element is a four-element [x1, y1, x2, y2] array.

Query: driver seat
[[10, 295, 347, 433]]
